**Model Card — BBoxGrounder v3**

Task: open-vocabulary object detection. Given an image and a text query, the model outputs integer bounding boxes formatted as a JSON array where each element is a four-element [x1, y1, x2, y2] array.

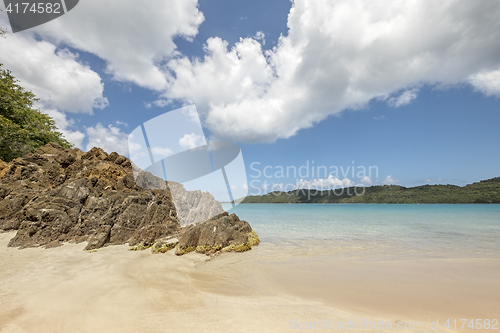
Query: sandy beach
[[1, 230, 498, 333]]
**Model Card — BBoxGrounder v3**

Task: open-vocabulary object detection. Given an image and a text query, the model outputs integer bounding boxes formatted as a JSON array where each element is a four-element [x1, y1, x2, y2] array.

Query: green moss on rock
[[222, 242, 252, 253], [195, 244, 223, 254], [222, 230, 260, 253], [129, 243, 152, 251], [248, 229, 260, 246], [175, 245, 197, 255], [151, 241, 177, 254]]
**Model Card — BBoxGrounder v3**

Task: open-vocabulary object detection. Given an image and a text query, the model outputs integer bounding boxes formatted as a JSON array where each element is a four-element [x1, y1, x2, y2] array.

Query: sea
[[222, 203, 500, 261], [189, 203, 500, 328]]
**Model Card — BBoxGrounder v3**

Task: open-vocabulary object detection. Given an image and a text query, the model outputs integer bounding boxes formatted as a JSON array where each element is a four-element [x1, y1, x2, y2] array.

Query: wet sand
[[1, 231, 498, 332], [194, 243, 500, 328]]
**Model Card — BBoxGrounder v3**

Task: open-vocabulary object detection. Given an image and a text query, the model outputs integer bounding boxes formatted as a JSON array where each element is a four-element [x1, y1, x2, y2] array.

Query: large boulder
[[173, 212, 260, 255]]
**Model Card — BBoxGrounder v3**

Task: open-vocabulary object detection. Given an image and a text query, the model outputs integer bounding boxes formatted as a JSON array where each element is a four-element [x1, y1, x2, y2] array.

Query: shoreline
[[2, 231, 498, 332]]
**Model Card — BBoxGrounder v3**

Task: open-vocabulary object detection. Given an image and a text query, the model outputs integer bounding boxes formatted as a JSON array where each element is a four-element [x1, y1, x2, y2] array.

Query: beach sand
[[1, 231, 498, 332]]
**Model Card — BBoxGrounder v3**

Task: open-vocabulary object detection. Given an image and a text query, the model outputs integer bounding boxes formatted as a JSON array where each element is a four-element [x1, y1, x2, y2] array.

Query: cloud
[[35, 0, 204, 91], [178, 133, 206, 150], [163, 0, 500, 142], [411, 178, 435, 184], [151, 146, 173, 157], [127, 133, 146, 161], [85, 123, 129, 156], [43, 109, 85, 148], [0, 34, 107, 113], [0, 0, 203, 150], [387, 88, 419, 107], [0, 0, 204, 154], [4, 0, 499, 146], [181, 106, 202, 124], [360, 176, 373, 185], [254, 31, 266, 45], [383, 175, 400, 185], [0, 0, 204, 155], [144, 99, 172, 109], [115, 121, 128, 127], [256, 176, 358, 194], [469, 69, 500, 97], [296, 176, 356, 190], [230, 184, 249, 191]]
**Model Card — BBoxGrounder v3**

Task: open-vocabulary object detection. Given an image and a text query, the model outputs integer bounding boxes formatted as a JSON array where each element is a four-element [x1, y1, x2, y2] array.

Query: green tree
[[0, 63, 73, 161]]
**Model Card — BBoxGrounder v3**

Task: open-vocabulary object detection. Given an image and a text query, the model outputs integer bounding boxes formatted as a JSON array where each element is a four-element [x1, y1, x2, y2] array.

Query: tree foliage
[[0, 63, 72, 161], [242, 177, 500, 204]]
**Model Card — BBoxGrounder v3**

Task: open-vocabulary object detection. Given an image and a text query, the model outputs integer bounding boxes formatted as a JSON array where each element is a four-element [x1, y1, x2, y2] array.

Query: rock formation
[[168, 181, 225, 227], [150, 211, 260, 255], [177, 211, 259, 255], [0, 143, 258, 255]]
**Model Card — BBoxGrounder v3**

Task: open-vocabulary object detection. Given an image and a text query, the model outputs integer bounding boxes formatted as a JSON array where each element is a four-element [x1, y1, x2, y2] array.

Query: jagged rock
[[0, 143, 179, 250], [168, 182, 225, 226], [0, 143, 258, 255]]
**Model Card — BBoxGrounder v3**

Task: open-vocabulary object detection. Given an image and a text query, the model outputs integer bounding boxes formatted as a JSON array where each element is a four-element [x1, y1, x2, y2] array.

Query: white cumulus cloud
[[178, 133, 206, 150], [254, 31, 265, 45], [297, 176, 356, 190], [150, 146, 174, 161], [469, 69, 500, 97], [360, 176, 373, 186], [35, 0, 204, 91], [43, 109, 85, 148], [3, 0, 500, 147], [383, 175, 400, 185], [163, 0, 500, 142], [0, 34, 107, 113], [85, 123, 129, 156], [387, 88, 419, 108], [0, 0, 204, 150]]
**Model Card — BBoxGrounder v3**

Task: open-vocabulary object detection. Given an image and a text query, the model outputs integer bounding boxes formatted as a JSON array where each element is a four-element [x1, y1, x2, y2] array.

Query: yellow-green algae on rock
[[247, 229, 260, 246], [128, 243, 153, 251], [129, 212, 260, 256], [175, 228, 260, 256], [151, 239, 179, 254], [221, 229, 260, 253], [175, 245, 198, 255]]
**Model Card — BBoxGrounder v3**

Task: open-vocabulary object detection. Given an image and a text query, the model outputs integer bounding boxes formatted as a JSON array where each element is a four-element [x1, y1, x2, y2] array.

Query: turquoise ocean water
[[223, 204, 500, 260]]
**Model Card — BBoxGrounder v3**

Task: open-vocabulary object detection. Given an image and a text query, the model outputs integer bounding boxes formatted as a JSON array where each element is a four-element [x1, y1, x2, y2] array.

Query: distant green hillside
[[240, 177, 500, 204]]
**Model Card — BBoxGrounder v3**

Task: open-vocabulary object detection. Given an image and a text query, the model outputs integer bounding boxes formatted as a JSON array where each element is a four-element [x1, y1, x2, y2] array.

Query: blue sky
[[242, 85, 500, 193], [1, 0, 499, 196]]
